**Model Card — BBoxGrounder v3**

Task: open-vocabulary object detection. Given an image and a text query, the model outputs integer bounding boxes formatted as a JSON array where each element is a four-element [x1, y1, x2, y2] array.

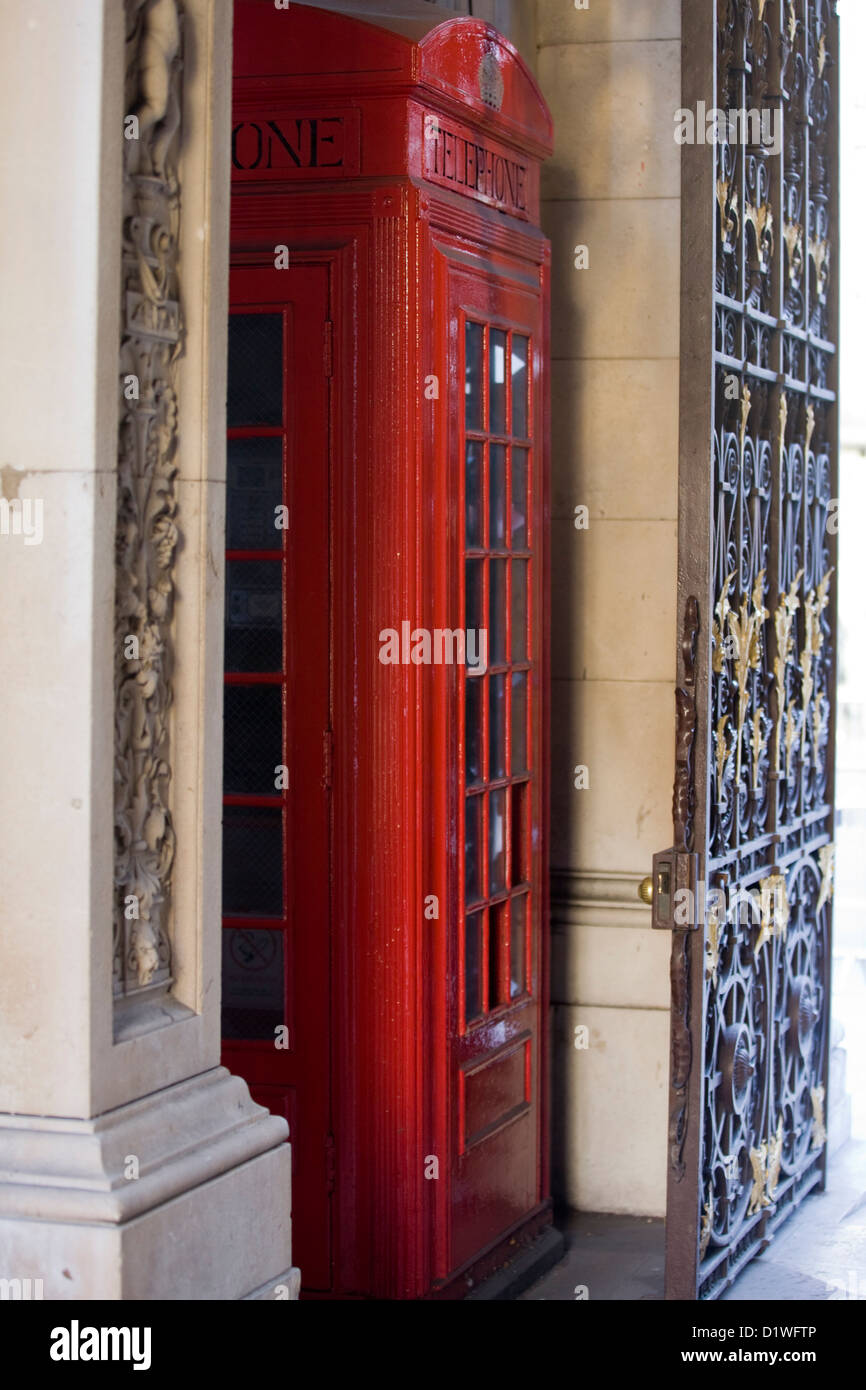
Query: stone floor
[[517, 1209, 665, 1300], [519, 1140, 866, 1300]]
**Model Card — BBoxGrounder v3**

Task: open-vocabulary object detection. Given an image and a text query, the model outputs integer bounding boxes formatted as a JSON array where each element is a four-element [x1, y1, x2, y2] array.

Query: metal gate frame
[[656, 0, 840, 1301]]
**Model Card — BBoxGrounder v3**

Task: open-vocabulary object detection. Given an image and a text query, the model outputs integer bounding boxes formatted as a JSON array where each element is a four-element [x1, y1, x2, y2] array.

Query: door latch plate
[[650, 849, 699, 931]]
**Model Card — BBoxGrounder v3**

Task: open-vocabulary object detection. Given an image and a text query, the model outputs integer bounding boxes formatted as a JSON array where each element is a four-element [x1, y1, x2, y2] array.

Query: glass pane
[[466, 675, 483, 786], [221, 928, 284, 1040], [510, 895, 527, 998], [226, 437, 283, 551], [489, 787, 506, 896], [490, 559, 507, 666], [490, 444, 507, 549], [223, 685, 283, 795], [512, 336, 529, 439], [227, 313, 283, 427], [512, 448, 528, 550], [489, 902, 507, 1009], [465, 558, 484, 639], [222, 806, 283, 917], [512, 561, 528, 663], [465, 321, 484, 431], [466, 441, 483, 549], [225, 561, 282, 672], [489, 329, 507, 435], [465, 910, 483, 1023], [511, 782, 528, 886], [511, 671, 527, 775], [465, 794, 483, 905], [489, 674, 506, 781]]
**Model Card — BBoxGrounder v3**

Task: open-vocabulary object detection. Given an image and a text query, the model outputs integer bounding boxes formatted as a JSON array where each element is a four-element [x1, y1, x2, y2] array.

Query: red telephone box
[[223, 0, 553, 1299]]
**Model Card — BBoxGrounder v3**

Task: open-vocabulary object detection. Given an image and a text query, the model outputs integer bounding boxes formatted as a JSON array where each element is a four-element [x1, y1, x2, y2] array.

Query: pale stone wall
[[537, 0, 682, 1215]]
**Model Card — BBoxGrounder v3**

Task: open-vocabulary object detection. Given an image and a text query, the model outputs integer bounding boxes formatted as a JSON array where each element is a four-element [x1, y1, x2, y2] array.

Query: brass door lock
[[644, 850, 700, 930]]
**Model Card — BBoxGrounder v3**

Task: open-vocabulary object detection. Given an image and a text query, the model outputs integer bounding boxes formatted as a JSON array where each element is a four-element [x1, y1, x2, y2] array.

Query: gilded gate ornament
[[810, 1085, 826, 1152], [714, 715, 731, 805], [809, 237, 831, 303], [744, 201, 774, 278], [783, 223, 804, 286], [114, 0, 183, 1000], [817, 845, 835, 914], [786, 0, 798, 47], [705, 895, 722, 988], [778, 390, 788, 460], [747, 1117, 783, 1216], [800, 571, 832, 765], [716, 179, 739, 254], [784, 697, 799, 783], [805, 404, 816, 461], [700, 1192, 714, 1259], [712, 573, 734, 677], [726, 571, 768, 787], [750, 707, 766, 792], [738, 383, 752, 457], [754, 873, 789, 958]]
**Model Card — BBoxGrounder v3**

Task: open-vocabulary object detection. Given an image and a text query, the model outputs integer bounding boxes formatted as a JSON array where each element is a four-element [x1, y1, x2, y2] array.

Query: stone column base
[[0, 1067, 297, 1300]]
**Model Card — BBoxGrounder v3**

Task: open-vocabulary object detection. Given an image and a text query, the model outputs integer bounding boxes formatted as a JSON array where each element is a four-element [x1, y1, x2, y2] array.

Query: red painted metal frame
[[230, 0, 553, 1300]]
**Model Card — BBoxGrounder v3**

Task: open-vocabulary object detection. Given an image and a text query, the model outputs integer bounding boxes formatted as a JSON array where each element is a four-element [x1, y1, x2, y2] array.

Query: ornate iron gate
[[656, 0, 840, 1300]]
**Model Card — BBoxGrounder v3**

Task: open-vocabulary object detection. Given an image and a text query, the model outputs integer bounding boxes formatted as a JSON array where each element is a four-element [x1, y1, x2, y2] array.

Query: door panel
[[449, 266, 544, 1269], [660, 1, 839, 1300], [222, 264, 332, 1291]]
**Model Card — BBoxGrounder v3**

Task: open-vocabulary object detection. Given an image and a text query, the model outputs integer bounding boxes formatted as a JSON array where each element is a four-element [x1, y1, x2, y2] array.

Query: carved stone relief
[[114, 0, 183, 1002]]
